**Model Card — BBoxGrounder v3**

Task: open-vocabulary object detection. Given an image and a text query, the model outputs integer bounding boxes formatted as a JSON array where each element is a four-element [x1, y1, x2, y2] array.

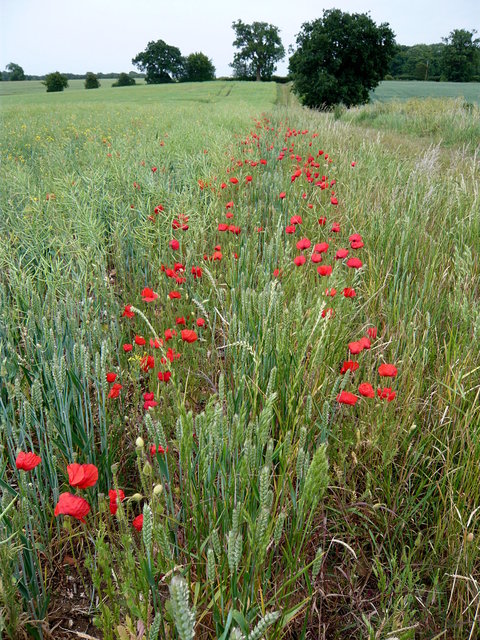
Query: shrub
[[43, 71, 69, 93], [112, 73, 136, 87], [85, 72, 100, 89]]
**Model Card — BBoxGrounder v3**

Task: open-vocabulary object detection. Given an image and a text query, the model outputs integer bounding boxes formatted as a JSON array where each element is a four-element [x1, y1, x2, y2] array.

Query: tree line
[[389, 30, 480, 81], [3, 11, 478, 107]]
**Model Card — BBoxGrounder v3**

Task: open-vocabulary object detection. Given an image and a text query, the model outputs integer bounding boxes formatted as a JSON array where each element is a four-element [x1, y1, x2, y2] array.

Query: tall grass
[[339, 96, 480, 148], [0, 85, 479, 639]]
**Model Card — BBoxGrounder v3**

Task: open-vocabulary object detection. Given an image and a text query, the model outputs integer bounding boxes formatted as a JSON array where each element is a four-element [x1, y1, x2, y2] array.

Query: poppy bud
[[136, 437, 144, 448], [143, 462, 152, 476]]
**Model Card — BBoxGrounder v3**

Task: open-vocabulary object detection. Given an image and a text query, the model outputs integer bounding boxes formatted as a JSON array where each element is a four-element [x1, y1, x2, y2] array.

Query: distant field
[[0, 79, 273, 109], [0, 77, 145, 96], [2, 78, 479, 104], [372, 80, 480, 103]]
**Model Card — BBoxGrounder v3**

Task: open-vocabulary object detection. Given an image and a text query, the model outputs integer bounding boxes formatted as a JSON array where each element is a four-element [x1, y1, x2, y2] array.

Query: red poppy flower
[[181, 329, 198, 343], [150, 444, 168, 456], [347, 257, 363, 269], [336, 391, 358, 405], [317, 265, 332, 276], [351, 239, 364, 249], [169, 291, 181, 300], [330, 197, 338, 205], [367, 327, 377, 339], [67, 463, 98, 489], [378, 364, 398, 377], [106, 372, 117, 383], [359, 337, 371, 350], [176, 317, 186, 326], [123, 343, 133, 352], [296, 238, 311, 251], [132, 514, 143, 531], [340, 361, 359, 374], [279, 192, 286, 199], [335, 249, 349, 260], [144, 398, 158, 410], [140, 355, 155, 372], [108, 383, 122, 398], [108, 489, 125, 515], [377, 387, 396, 401], [152, 166, 157, 173], [196, 318, 205, 327], [348, 341, 363, 355], [324, 288, 337, 296], [314, 242, 329, 254], [150, 337, 163, 348], [158, 371, 171, 382], [54, 493, 90, 523], [349, 233, 363, 243], [273, 268, 280, 278], [359, 382, 375, 398], [122, 305, 135, 318], [141, 288, 158, 302], [322, 308, 334, 318], [285, 225, 296, 234], [331, 222, 340, 233], [290, 215, 302, 225], [166, 347, 180, 363], [294, 255, 306, 266], [134, 335, 146, 346], [343, 288, 356, 298], [191, 266, 202, 279], [349, 234, 364, 249], [169, 239, 180, 251], [318, 217, 326, 226], [229, 177, 238, 184], [311, 253, 322, 263], [15, 451, 42, 471], [226, 201, 234, 209]]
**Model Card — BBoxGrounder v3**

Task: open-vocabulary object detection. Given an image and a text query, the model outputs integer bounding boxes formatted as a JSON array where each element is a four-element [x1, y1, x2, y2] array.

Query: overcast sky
[[1, 0, 479, 77]]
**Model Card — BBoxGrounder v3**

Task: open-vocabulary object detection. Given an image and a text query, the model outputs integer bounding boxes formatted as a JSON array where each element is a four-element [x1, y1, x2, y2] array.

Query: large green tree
[[132, 40, 184, 83], [289, 9, 396, 108], [441, 29, 480, 81], [230, 20, 285, 81], [5, 62, 25, 81], [183, 53, 215, 82]]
